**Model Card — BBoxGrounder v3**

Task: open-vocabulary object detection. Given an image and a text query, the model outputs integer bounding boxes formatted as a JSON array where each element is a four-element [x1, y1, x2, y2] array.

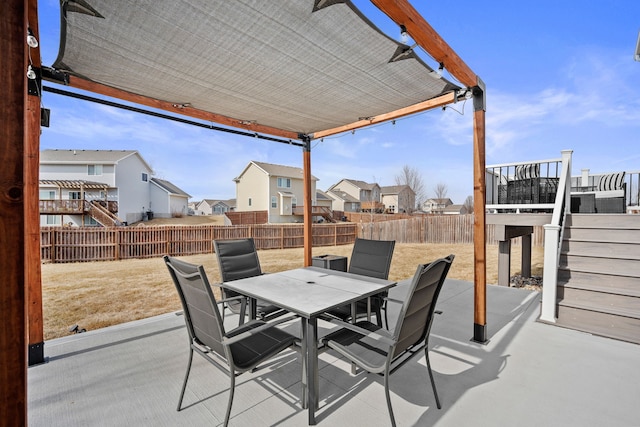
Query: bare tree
[[395, 165, 425, 210], [463, 195, 474, 214], [433, 182, 448, 200]]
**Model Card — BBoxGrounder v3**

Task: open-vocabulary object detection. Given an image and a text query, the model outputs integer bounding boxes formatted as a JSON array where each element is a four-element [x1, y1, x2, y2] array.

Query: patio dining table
[[222, 266, 396, 425]]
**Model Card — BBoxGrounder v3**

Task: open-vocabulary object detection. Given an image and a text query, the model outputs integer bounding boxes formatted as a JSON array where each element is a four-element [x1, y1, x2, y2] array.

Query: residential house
[[328, 179, 383, 212], [195, 199, 233, 215], [326, 189, 360, 213], [443, 204, 469, 215], [150, 178, 191, 218], [380, 185, 415, 213], [233, 161, 318, 223], [422, 198, 454, 214], [39, 149, 189, 226]]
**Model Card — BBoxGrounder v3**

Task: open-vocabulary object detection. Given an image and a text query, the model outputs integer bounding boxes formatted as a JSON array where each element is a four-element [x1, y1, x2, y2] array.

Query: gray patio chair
[[325, 238, 395, 327], [164, 255, 299, 427], [322, 254, 454, 427], [214, 238, 287, 324]]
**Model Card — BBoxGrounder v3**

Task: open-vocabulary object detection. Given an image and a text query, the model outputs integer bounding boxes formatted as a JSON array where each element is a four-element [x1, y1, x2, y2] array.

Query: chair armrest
[[383, 296, 404, 305], [323, 317, 396, 347], [222, 315, 299, 345]]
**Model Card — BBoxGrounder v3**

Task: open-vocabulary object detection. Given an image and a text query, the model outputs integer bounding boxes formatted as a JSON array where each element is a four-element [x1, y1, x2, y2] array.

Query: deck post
[[540, 224, 560, 323]]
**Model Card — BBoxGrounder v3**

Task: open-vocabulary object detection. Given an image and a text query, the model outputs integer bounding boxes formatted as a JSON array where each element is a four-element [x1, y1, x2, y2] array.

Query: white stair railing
[[540, 149, 573, 323]]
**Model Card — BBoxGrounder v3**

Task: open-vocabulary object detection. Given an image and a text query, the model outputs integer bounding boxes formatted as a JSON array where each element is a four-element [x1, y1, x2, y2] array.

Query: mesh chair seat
[[226, 319, 297, 370]]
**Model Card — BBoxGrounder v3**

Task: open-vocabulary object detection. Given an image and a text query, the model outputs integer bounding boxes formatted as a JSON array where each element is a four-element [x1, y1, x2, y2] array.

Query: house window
[[87, 164, 102, 175], [292, 197, 297, 208], [69, 191, 82, 200], [277, 177, 291, 188], [141, 173, 148, 182], [248, 198, 252, 207], [40, 190, 55, 199], [46, 215, 60, 225], [83, 217, 98, 226], [271, 196, 277, 208]]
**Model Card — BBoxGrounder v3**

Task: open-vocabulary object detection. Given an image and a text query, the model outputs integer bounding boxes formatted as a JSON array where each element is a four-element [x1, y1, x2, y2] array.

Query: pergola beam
[[371, 0, 478, 88], [58, 75, 302, 141], [312, 91, 456, 140]]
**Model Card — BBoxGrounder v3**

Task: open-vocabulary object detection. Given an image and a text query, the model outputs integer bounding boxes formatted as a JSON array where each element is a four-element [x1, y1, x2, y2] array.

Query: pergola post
[[302, 136, 313, 266], [472, 82, 488, 343], [26, 0, 44, 366], [1, 0, 28, 423]]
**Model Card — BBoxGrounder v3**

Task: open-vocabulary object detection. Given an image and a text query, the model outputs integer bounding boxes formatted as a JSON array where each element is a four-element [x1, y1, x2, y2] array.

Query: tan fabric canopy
[[52, 0, 461, 137]]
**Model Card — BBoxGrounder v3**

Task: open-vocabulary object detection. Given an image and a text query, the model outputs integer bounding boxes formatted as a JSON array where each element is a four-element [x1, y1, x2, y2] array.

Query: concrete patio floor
[[28, 279, 640, 426]]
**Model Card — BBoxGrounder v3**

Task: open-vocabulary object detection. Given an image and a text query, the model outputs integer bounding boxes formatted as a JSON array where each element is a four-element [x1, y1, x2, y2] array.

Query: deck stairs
[[88, 200, 125, 226], [556, 214, 640, 344]]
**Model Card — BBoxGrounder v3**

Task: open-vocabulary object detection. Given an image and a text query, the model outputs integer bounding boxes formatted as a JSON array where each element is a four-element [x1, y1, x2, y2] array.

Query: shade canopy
[[51, 0, 462, 139]]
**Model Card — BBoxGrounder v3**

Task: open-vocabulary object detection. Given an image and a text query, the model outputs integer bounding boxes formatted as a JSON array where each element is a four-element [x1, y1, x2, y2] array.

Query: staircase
[[88, 200, 125, 226], [556, 214, 640, 344]]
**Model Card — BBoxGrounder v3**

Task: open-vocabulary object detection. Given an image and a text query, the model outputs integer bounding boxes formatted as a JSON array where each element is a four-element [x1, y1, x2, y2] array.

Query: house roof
[[381, 185, 413, 195], [235, 161, 319, 181], [444, 204, 467, 213], [329, 179, 378, 192], [316, 189, 331, 201], [425, 198, 453, 205], [150, 178, 191, 198], [327, 189, 360, 203], [40, 149, 153, 172], [50, 0, 464, 138]]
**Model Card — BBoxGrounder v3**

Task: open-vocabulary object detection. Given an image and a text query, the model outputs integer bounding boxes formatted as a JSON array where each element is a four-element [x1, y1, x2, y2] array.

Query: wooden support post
[[25, 0, 44, 366], [302, 137, 312, 266], [1, 0, 28, 423], [472, 90, 488, 344]]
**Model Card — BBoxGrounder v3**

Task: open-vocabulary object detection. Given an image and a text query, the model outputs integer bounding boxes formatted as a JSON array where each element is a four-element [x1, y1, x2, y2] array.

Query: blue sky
[[36, 0, 640, 204]]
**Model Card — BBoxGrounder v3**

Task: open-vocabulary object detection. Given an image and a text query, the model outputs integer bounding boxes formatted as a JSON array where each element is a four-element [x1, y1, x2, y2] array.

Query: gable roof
[[381, 185, 413, 195], [316, 189, 332, 201], [40, 149, 153, 172], [235, 161, 319, 181], [150, 178, 191, 198], [327, 189, 360, 203]]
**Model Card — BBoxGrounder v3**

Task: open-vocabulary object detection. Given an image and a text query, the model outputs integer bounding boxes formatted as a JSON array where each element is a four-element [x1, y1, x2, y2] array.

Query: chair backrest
[[391, 255, 454, 358], [214, 238, 263, 282], [348, 238, 395, 279], [164, 255, 226, 357]]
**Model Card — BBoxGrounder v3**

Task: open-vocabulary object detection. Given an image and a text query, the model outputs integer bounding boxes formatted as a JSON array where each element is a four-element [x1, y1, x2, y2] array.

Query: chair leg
[[177, 348, 194, 411], [425, 348, 441, 409], [383, 366, 396, 427], [224, 372, 236, 427], [375, 306, 383, 327]]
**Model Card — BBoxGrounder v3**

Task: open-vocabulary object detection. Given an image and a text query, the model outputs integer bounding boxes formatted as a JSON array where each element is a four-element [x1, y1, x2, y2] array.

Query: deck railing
[[486, 156, 564, 212]]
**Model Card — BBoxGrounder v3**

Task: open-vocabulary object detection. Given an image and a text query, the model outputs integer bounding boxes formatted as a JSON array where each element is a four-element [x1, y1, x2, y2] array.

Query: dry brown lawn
[[41, 242, 543, 340]]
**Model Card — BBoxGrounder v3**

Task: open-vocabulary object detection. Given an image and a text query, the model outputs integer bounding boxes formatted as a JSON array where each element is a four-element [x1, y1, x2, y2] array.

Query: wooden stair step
[[556, 304, 640, 345], [558, 271, 640, 297], [557, 286, 640, 317]]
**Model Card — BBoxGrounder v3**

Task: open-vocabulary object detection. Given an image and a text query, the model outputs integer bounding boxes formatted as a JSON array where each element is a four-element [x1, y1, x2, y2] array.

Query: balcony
[[39, 199, 118, 215]]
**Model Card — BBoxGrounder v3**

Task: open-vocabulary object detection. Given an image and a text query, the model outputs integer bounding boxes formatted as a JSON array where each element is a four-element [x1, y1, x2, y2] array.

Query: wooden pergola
[[0, 1, 486, 423]]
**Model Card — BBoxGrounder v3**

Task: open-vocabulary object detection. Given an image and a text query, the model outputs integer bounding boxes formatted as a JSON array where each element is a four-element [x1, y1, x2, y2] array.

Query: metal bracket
[[472, 77, 486, 112], [27, 66, 41, 97]]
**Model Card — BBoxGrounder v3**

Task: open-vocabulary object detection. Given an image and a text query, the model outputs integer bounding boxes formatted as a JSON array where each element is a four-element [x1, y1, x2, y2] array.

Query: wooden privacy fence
[[358, 215, 545, 246], [40, 223, 357, 263], [40, 215, 544, 263]]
